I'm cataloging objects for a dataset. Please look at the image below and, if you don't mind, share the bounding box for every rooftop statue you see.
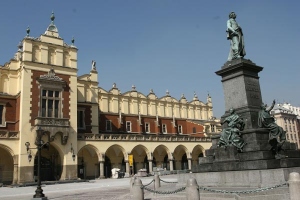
[218,108,246,151]
[226,12,246,61]
[258,100,287,159]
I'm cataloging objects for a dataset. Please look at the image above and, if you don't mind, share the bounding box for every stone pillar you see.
[12,155,18,185]
[188,158,192,170]
[186,178,200,200]
[148,160,153,173]
[99,161,105,179]
[169,159,173,171]
[289,172,300,200]
[126,161,130,174]
[154,174,160,189]
[215,58,263,129]
[13,164,18,185]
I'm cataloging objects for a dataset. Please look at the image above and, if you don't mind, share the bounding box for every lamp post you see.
[25,127,49,200]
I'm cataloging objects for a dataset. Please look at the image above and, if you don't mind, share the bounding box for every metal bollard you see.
[132,177,144,200]
[186,178,200,200]
[289,172,300,200]
[154,174,160,189]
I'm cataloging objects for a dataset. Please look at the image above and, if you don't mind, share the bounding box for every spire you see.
[45,11,59,37]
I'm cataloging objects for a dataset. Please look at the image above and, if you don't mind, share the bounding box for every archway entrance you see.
[34,144,61,181]
[131,145,149,174]
[78,145,99,180]
[173,145,188,170]
[191,145,205,171]
[153,145,169,170]
[0,146,14,184]
[105,145,125,178]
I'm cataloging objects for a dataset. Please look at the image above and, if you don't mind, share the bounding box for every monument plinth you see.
[216,58,263,129]
[198,58,300,172]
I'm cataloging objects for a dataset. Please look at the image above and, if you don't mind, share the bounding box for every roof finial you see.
[17,41,23,51]
[50,11,55,24]
[71,36,75,45]
[166,89,170,96]
[132,85,136,91]
[92,60,96,70]
[149,89,154,94]
[181,93,186,99]
[26,26,30,37]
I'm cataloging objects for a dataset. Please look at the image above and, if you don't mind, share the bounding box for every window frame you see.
[77,108,85,129]
[126,121,132,132]
[145,122,150,133]
[40,89,62,118]
[178,125,182,134]
[106,120,112,132]
[0,103,6,127]
[162,124,167,134]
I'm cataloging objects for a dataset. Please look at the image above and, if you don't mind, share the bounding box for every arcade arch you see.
[78,144,99,180]
[130,145,149,173]
[153,145,170,170]
[173,145,189,170]
[104,144,126,178]
[0,144,14,184]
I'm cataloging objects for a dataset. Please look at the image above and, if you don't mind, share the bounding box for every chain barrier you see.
[143,186,186,195]
[198,182,288,194]
[159,177,178,184]
[141,179,154,188]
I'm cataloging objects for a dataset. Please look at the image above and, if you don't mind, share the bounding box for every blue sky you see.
[1,1,299,118]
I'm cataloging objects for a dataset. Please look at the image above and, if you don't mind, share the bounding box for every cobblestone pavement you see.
[0,175,186,200]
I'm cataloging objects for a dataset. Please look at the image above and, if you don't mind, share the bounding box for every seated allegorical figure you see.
[258,100,286,159]
[218,108,246,152]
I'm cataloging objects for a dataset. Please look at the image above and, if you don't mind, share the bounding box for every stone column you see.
[12,155,18,184]
[99,161,105,179]
[148,160,153,173]
[13,164,18,185]
[169,159,174,171]
[188,158,192,170]
[126,161,130,174]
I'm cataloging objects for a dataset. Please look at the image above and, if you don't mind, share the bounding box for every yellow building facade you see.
[0,14,219,184]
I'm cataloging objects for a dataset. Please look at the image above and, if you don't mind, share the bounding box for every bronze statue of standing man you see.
[227,12,246,61]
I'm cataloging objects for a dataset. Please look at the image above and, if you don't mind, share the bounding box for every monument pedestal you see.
[198,58,300,172]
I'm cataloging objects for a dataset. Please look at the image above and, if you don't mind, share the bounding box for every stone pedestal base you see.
[199,128,300,172]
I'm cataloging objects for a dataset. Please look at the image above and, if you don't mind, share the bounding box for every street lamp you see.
[25,127,49,200]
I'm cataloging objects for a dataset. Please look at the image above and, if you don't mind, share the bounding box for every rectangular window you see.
[178,125,182,134]
[193,127,196,133]
[162,124,167,134]
[41,89,61,118]
[126,121,132,132]
[106,120,112,131]
[289,125,292,132]
[77,109,85,129]
[0,104,5,126]
[291,134,294,140]
[293,126,296,132]
[286,134,289,141]
[285,125,288,132]
[145,123,150,133]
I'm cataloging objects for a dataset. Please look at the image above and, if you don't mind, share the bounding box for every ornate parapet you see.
[77,133,211,142]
